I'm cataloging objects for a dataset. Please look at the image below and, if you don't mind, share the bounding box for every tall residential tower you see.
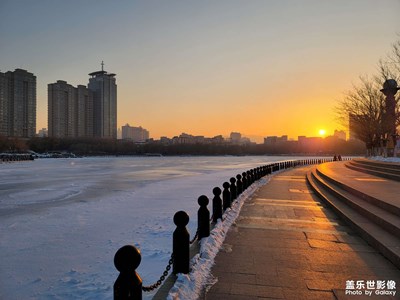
[48,81,93,138]
[0,69,36,137]
[88,62,117,139]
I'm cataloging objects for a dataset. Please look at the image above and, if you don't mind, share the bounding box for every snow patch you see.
[167,177,270,300]
[369,156,400,163]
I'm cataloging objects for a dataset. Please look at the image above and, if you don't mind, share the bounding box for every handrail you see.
[112,157,352,299]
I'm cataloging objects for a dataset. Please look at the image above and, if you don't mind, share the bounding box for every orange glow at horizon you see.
[118,84,343,142]
[4,1,396,143]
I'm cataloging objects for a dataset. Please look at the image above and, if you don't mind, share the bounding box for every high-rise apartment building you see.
[48,80,75,138]
[76,85,94,137]
[230,132,242,143]
[0,69,36,137]
[121,124,149,142]
[0,72,8,136]
[48,80,93,138]
[88,63,117,139]
[334,130,346,141]
[348,113,360,141]
[47,63,117,139]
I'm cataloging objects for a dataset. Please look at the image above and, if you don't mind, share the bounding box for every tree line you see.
[1,136,365,156]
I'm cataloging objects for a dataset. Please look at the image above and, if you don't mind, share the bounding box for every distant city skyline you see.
[1,1,399,140]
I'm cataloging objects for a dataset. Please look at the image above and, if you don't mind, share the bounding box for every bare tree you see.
[336,76,385,155]
[380,40,400,127]
[378,39,400,81]
[379,39,400,148]
[376,38,400,83]
[337,38,400,156]
[377,39,400,116]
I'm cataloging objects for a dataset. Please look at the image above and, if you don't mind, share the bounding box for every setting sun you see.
[319,129,326,136]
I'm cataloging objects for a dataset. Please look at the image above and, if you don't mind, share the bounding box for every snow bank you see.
[167,177,270,300]
[369,156,400,163]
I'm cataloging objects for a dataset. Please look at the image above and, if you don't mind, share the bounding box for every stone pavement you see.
[204,165,400,300]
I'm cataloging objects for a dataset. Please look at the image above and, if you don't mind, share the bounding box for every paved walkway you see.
[204,165,400,300]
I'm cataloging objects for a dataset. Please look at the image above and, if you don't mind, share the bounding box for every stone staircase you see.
[306,162,400,269]
[346,158,400,181]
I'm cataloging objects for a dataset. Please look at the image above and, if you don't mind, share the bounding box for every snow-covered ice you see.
[0,156,312,299]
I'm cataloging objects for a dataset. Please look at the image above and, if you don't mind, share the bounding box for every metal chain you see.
[190,230,198,244]
[142,228,199,292]
[142,254,174,292]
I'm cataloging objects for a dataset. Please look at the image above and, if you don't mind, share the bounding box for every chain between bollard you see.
[142,254,174,292]
[190,230,199,244]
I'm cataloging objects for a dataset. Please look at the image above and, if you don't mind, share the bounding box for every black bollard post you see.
[241,172,248,190]
[221,182,231,211]
[212,187,223,222]
[114,245,143,300]
[236,174,243,195]
[247,170,253,184]
[253,168,257,180]
[229,177,237,202]
[173,211,190,274]
[197,195,210,239]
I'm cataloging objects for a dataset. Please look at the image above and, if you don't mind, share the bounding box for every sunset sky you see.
[1,0,399,142]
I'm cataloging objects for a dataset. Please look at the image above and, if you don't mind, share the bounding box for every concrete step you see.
[312,169,400,237]
[316,166,400,217]
[306,169,400,269]
[346,159,400,182]
[352,158,400,170]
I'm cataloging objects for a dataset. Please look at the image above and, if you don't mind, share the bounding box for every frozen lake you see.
[0,156,301,299]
